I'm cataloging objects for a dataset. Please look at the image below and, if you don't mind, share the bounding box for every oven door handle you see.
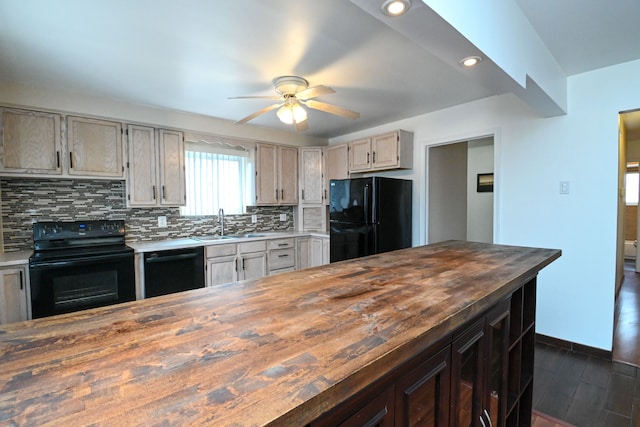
[145,253,199,263]
[30,252,133,269]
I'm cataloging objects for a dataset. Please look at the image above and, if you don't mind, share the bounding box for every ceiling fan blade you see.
[228,96,282,100]
[235,103,282,125]
[294,119,309,132]
[296,85,335,100]
[303,100,360,119]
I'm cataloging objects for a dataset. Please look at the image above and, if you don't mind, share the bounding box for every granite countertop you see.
[126,230,329,253]
[0,231,329,262]
[0,250,32,266]
[0,241,560,426]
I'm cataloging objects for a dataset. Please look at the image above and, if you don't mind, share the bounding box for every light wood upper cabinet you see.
[126,125,157,206]
[348,130,413,173]
[0,266,28,325]
[126,126,185,207]
[348,138,372,173]
[256,143,278,205]
[67,116,123,178]
[325,143,349,203]
[0,108,62,175]
[299,147,324,204]
[279,146,298,205]
[256,143,298,205]
[158,129,186,206]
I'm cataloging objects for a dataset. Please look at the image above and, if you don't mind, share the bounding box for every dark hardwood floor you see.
[531,260,640,426]
[613,261,640,367]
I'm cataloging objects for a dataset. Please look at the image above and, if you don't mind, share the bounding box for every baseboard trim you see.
[536,333,612,360]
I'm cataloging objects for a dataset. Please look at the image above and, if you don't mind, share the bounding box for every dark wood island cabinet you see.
[0,241,559,426]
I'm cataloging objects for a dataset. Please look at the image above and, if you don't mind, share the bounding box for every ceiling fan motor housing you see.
[273,76,309,95]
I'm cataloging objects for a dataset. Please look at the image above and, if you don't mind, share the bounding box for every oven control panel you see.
[33,220,126,241]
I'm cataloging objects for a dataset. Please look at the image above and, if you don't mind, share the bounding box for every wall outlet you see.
[279,213,287,221]
[251,214,258,223]
[157,216,167,227]
[559,181,570,194]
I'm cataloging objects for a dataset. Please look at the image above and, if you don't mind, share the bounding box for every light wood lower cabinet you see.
[0,266,29,325]
[206,241,267,287]
[298,236,329,270]
[267,238,296,275]
[310,277,537,427]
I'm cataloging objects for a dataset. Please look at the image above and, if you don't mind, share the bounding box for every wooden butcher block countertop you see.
[0,241,560,426]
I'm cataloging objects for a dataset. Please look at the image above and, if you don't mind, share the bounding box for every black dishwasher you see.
[143,246,205,298]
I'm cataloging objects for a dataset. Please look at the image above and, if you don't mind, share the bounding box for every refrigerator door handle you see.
[364,183,370,225]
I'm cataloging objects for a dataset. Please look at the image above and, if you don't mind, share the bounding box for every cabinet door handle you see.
[278,243,289,247]
[242,258,245,270]
[281,189,284,200]
[484,410,493,427]
[278,254,289,258]
[367,152,370,164]
[372,151,376,163]
[275,189,279,201]
[235,258,238,272]
[56,151,60,168]
[480,415,487,427]
[301,189,305,200]
[324,189,327,200]
[152,185,156,200]
[19,270,23,290]
[69,152,74,169]
[162,185,166,200]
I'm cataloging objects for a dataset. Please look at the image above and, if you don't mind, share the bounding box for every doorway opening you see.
[427,136,494,244]
[614,108,640,367]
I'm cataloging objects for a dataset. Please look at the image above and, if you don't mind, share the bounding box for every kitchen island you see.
[0,241,560,426]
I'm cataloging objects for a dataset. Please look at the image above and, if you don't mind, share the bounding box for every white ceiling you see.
[0,0,639,139]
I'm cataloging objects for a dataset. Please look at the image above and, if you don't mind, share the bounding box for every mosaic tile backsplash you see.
[1,178,294,252]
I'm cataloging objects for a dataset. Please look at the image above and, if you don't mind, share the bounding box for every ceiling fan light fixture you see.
[382,0,411,16]
[460,56,482,67]
[277,102,307,125]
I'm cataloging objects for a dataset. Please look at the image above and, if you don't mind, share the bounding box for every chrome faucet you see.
[218,208,225,236]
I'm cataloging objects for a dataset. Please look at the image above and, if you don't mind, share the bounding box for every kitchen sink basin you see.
[194,235,236,242]
[224,233,267,239]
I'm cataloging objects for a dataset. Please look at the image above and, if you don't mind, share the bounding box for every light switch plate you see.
[251,214,258,223]
[158,216,167,227]
[279,213,287,221]
[559,181,570,194]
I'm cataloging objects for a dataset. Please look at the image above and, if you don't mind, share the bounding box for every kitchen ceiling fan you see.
[230,76,360,132]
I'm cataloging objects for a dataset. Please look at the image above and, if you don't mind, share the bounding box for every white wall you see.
[331,58,640,351]
[467,138,494,243]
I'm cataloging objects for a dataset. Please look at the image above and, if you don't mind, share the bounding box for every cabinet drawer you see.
[206,243,237,258]
[267,238,295,250]
[238,240,267,254]
[269,248,295,270]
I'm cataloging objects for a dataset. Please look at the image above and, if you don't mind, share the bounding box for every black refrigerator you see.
[329,177,412,262]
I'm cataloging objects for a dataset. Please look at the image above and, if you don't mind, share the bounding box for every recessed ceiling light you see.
[460,56,482,67]
[381,0,411,16]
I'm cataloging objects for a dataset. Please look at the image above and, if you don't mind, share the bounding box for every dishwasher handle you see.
[145,252,199,263]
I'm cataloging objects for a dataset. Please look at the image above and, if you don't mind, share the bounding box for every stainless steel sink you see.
[194,235,236,242]
[243,233,266,238]
[225,233,267,239]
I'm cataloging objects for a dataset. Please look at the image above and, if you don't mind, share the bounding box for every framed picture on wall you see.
[477,173,494,192]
